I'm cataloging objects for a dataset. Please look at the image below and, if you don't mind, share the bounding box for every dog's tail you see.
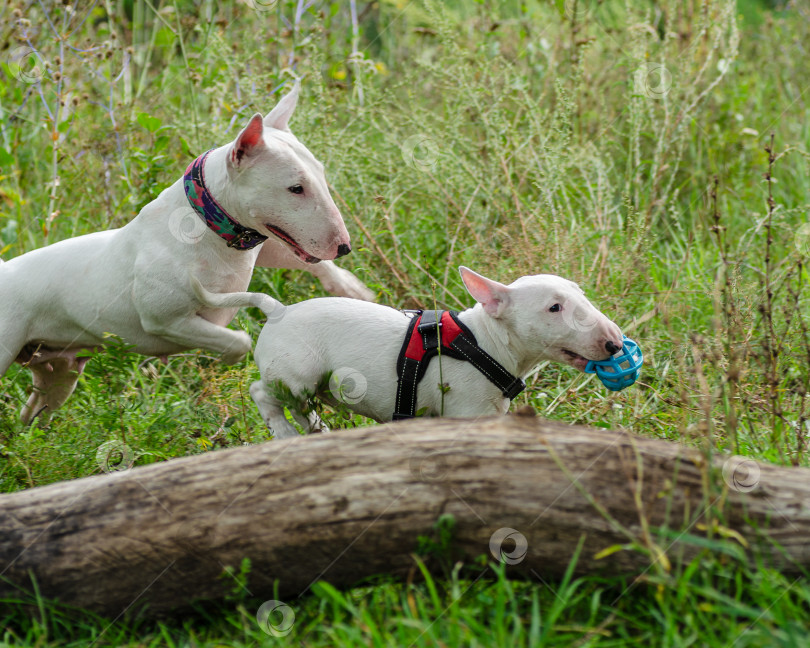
[191,276,286,320]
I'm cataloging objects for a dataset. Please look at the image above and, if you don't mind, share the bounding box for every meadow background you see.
[1,0,810,645]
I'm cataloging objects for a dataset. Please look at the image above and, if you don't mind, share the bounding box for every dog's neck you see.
[457,304,528,378]
[197,146,233,203]
[183,147,267,250]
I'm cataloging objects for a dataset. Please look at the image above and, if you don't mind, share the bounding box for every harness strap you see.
[393,310,526,420]
[447,335,526,400]
[418,309,441,352]
[393,314,423,420]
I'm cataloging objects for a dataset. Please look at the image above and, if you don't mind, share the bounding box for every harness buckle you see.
[227,230,250,248]
[417,310,443,351]
[417,320,442,333]
[226,228,267,250]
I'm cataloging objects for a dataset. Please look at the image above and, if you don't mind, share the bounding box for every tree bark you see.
[1,414,809,618]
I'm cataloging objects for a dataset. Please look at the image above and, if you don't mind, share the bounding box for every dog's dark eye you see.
[288,184,304,194]
[549,303,562,313]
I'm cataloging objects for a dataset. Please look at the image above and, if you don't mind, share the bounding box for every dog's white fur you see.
[194,267,624,438]
[0,83,372,423]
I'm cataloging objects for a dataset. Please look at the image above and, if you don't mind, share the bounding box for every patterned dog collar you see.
[183,149,268,250]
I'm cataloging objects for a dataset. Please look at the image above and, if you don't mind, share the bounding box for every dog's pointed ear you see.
[263,81,300,131]
[459,266,511,318]
[230,113,265,167]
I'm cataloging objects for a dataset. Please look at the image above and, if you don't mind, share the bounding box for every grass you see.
[4,554,810,646]
[1,0,810,645]
[4,554,810,647]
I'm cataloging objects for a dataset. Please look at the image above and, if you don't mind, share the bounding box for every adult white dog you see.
[0,82,372,423]
[194,267,625,438]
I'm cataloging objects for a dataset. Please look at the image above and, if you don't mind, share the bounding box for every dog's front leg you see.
[141,314,252,365]
[249,380,300,438]
[133,266,253,363]
[307,261,375,302]
[255,237,375,301]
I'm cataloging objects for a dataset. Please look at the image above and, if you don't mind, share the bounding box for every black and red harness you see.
[393,310,526,420]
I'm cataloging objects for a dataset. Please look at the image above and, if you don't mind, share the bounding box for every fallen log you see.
[1,414,809,618]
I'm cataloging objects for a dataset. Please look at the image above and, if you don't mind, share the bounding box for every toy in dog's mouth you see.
[265,225,321,264]
[562,348,591,371]
[584,336,643,391]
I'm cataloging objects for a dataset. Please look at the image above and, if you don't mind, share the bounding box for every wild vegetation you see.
[1,0,809,645]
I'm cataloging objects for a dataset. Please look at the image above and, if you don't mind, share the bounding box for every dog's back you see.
[255,298,409,422]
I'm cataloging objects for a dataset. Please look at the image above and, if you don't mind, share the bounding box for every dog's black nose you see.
[605,340,621,355]
[336,243,351,258]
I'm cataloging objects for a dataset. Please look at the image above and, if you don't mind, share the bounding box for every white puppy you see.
[195,267,624,438]
[0,83,371,423]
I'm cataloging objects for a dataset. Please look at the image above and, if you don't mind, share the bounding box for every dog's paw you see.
[221,331,252,365]
[269,421,300,439]
[320,266,376,301]
[309,419,330,434]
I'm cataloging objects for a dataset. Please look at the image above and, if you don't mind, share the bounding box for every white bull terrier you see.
[0,82,372,423]
[194,267,624,438]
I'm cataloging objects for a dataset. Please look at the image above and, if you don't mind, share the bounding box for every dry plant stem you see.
[429,282,447,416]
[174,1,199,142]
[646,2,738,226]
[37,6,69,241]
[628,439,674,574]
[442,183,481,296]
[787,271,810,464]
[428,168,483,247]
[349,0,364,105]
[331,189,421,304]
[582,167,611,285]
[137,0,199,144]
[381,192,407,269]
[239,379,252,445]
[499,156,529,245]
[403,252,466,310]
[594,236,610,288]
[569,0,581,70]
[709,176,740,451]
[763,134,781,444]
[132,1,164,108]
[690,338,715,449]
[647,233,693,316]
[45,64,62,240]
[105,0,131,104]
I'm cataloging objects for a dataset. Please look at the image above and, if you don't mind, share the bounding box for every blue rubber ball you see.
[585,336,643,391]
